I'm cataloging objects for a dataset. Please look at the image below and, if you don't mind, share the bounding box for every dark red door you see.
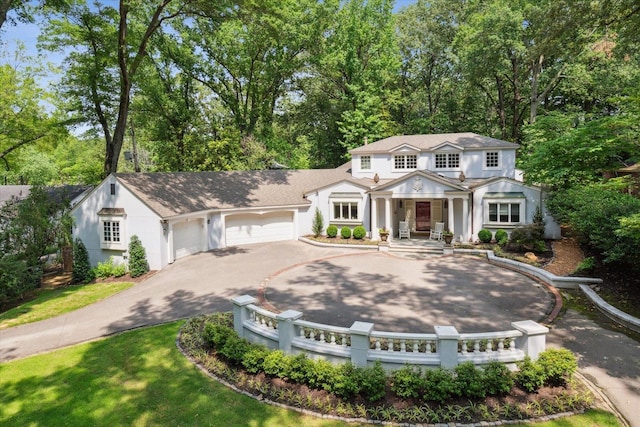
[415,201,431,231]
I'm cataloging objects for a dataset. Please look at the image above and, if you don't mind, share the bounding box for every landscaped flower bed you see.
[178,313,594,424]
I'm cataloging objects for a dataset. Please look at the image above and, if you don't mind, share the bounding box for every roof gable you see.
[373,170,468,192]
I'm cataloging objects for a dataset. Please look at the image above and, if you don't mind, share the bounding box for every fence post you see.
[276,309,303,353]
[435,325,460,369]
[511,320,549,360]
[231,295,257,338]
[350,321,374,367]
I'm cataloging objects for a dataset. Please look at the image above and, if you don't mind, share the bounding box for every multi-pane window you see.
[393,154,417,170]
[486,151,499,168]
[360,155,371,170]
[103,221,121,242]
[488,203,521,223]
[333,202,359,220]
[435,153,460,169]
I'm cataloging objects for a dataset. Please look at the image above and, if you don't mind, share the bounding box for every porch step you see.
[388,242,444,256]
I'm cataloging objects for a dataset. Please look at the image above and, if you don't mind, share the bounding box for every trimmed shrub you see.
[391,365,423,399]
[307,358,337,390]
[286,353,312,384]
[359,361,386,401]
[352,225,366,239]
[128,235,149,278]
[203,323,236,349]
[312,207,324,237]
[220,335,251,363]
[515,356,545,393]
[423,368,459,403]
[330,362,361,399]
[72,238,94,283]
[455,361,485,399]
[537,348,577,386]
[509,225,546,252]
[340,226,352,239]
[482,360,514,395]
[112,263,127,277]
[241,345,270,373]
[478,229,492,243]
[494,229,508,245]
[326,224,338,238]
[262,350,289,377]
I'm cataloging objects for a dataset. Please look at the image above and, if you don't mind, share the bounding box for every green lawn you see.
[0,282,135,329]
[0,321,620,427]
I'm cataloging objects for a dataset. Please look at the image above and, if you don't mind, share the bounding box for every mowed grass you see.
[0,282,135,329]
[0,321,620,427]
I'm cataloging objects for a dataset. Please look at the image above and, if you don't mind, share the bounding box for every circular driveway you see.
[262,252,554,333]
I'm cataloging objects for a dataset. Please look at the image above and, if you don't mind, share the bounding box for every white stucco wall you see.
[72,175,166,270]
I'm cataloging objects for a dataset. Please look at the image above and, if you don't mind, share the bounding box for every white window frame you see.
[360,155,371,170]
[329,193,363,224]
[483,198,525,226]
[484,151,501,170]
[393,154,418,171]
[434,152,460,170]
[99,214,126,250]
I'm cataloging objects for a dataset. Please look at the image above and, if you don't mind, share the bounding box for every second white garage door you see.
[225,212,294,246]
[173,220,203,259]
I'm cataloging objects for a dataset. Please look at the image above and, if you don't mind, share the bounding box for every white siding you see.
[72,175,166,270]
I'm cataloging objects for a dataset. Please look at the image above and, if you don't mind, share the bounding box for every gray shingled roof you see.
[116,169,365,218]
[0,185,30,205]
[350,133,518,153]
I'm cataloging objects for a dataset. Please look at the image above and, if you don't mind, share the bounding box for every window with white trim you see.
[98,208,126,250]
[333,201,359,220]
[393,154,417,170]
[360,155,371,170]
[488,203,520,223]
[483,194,525,226]
[485,151,500,168]
[434,152,460,169]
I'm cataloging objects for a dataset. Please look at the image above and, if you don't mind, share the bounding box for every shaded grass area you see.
[0,322,364,427]
[0,282,135,330]
[0,322,620,427]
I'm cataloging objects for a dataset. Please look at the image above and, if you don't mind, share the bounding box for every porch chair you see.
[429,222,444,240]
[398,221,410,239]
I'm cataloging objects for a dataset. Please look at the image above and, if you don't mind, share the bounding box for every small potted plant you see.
[379,227,389,242]
[443,229,454,245]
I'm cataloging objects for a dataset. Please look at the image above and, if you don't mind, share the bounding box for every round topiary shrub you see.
[326,224,338,238]
[478,228,492,243]
[340,226,352,239]
[494,229,508,245]
[352,225,366,239]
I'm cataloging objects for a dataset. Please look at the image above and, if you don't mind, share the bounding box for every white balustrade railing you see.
[232,295,548,370]
[370,331,437,354]
[247,304,279,330]
[295,319,350,347]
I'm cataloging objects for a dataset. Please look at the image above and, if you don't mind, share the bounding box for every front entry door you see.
[415,201,431,231]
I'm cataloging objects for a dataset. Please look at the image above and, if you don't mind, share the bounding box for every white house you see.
[71,133,560,270]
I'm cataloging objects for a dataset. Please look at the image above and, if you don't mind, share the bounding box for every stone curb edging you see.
[579,284,640,334]
[298,236,379,250]
[175,331,590,427]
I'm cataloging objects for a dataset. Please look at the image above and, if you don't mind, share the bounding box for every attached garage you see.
[225,211,294,246]
[173,219,203,259]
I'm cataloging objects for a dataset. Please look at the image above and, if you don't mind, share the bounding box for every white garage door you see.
[173,220,202,259]
[225,212,294,246]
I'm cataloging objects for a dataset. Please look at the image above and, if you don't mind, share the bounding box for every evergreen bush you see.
[72,238,94,283]
[514,356,545,393]
[454,361,485,399]
[391,365,423,398]
[537,348,577,386]
[312,207,324,237]
[478,229,492,243]
[340,226,352,239]
[352,225,366,239]
[494,229,508,245]
[482,360,514,395]
[128,235,149,278]
[326,224,338,238]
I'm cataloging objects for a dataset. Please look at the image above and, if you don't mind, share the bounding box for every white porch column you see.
[447,197,454,235]
[371,197,378,240]
[462,197,469,243]
[384,196,392,241]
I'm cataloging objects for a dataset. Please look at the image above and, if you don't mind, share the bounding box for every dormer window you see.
[393,154,417,170]
[485,151,500,169]
[360,155,371,170]
[435,153,459,169]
